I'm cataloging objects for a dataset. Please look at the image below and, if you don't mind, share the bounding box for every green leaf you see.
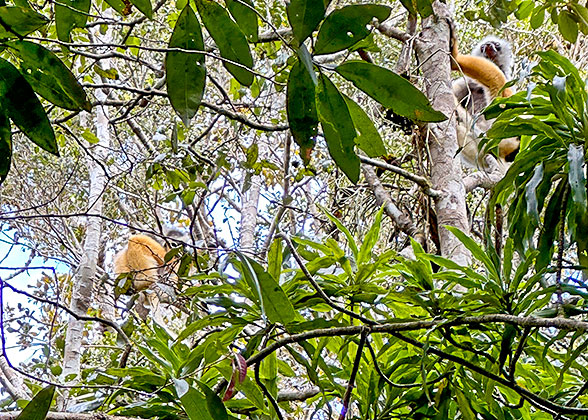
[0,110,10,185]
[319,205,359,259]
[530,5,545,29]
[558,10,579,43]
[195,0,254,86]
[446,226,498,280]
[248,257,296,325]
[314,5,391,55]
[16,385,55,420]
[335,61,446,122]
[267,237,283,281]
[174,380,215,420]
[235,253,297,325]
[226,0,257,43]
[0,58,57,155]
[358,206,383,265]
[287,58,318,164]
[536,180,565,272]
[571,3,588,34]
[286,0,326,45]
[455,388,476,420]
[165,5,206,125]
[55,0,91,42]
[8,41,91,111]
[343,94,386,157]
[0,6,48,38]
[197,382,228,420]
[103,0,127,15]
[524,164,543,222]
[415,0,433,17]
[316,74,360,183]
[515,0,534,20]
[129,0,152,18]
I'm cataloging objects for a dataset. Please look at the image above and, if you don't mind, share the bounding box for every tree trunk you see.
[240,173,261,255]
[415,2,470,266]
[61,96,109,393]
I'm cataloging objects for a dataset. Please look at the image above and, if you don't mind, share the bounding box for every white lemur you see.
[451,35,519,170]
[113,229,187,320]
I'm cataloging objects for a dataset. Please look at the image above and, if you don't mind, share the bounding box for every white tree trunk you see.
[415,2,470,266]
[61,95,110,391]
[240,173,261,254]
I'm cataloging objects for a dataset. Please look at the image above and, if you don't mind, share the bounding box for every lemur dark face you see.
[480,41,501,61]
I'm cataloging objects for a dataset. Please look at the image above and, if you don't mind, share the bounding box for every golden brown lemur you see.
[451,35,519,170]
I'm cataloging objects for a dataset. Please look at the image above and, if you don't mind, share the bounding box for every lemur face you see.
[480,41,500,61]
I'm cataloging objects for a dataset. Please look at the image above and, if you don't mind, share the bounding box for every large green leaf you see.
[236,253,297,325]
[174,380,215,420]
[343,94,386,157]
[0,109,11,184]
[195,0,253,86]
[130,0,152,19]
[55,0,91,42]
[0,58,57,155]
[16,385,55,420]
[226,0,258,43]
[286,0,326,45]
[316,74,360,183]
[0,6,48,38]
[8,41,91,111]
[286,58,318,164]
[196,382,228,420]
[314,5,391,55]
[558,10,579,43]
[165,5,206,125]
[335,61,446,122]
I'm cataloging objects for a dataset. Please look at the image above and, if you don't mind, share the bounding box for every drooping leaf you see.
[7,41,91,111]
[314,5,391,55]
[16,385,55,420]
[286,0,326,45]
[343,94,386,157]
[129,0,152,18]
[335,61,446,122]
[226,0,258,42]
[0,6,48,38]
[174,380,215,420]
[223,354,247,401]
[165,5,206,125]
[316,74,360,183]
[0,58,57,155]
[235,253,297,325]
[0,109,11,184]
[287,58,318,164]
[197,382,228,419]
[558,10,579,43]
[55,0,91,42]
[195,0,254,86]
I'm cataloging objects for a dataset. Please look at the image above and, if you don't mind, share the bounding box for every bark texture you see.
[415,2,470,265]
[61,97,109,387]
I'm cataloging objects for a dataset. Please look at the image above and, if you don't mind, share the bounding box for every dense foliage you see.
[0,0,588,419]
